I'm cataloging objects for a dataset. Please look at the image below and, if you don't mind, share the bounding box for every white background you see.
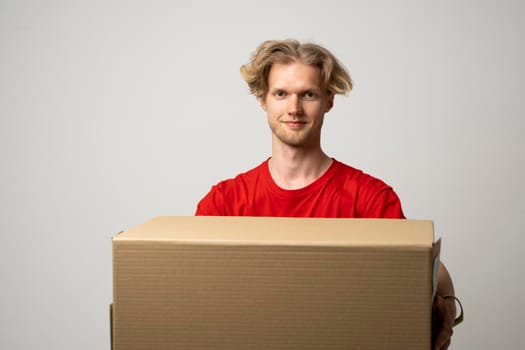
[1,0,524,349]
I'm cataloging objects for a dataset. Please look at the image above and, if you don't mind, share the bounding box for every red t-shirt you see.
[196,159,404,218]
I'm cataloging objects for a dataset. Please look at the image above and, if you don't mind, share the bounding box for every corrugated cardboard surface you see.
[112,216,435,350]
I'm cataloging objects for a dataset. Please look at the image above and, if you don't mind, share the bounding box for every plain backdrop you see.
[1,0,524,349]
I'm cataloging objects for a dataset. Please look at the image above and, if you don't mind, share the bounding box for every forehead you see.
[267,62,322,89]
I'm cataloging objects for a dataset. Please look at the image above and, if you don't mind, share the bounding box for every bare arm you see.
[432,262,458,350]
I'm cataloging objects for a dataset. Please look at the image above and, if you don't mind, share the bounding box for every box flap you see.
[432,238,442,299]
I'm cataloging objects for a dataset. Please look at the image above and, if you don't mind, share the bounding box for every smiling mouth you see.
[283,121,307,127]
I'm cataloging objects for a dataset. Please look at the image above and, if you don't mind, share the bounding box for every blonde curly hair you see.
[240,39,353,99]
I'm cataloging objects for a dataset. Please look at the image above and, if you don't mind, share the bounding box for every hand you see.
[431,295,456,350]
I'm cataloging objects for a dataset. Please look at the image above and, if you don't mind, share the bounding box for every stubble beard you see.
[270,119,323,149]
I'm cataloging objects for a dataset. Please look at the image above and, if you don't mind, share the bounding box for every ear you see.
[259,95,267,111]
[325,93,334,112]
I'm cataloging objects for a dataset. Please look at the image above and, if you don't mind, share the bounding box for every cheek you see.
[308,104,326,116]
[266,102,285,115]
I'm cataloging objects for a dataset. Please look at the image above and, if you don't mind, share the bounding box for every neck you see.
[269,144,332,190]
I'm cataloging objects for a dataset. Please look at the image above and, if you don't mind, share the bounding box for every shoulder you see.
[213,160,267,192]
[331,159,386,189]
[332,159,405,218]
[195,160,268,215]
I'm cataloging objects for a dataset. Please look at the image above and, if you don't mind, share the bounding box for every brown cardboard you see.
[112,216,436,350]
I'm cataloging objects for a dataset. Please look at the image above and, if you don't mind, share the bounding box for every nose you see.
[287,94,303,117]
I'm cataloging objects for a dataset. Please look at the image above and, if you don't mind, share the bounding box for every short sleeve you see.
[365,187,405,219]
[195,185,224,216]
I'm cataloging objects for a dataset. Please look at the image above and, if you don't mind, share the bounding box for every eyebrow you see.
[269,85,323,92]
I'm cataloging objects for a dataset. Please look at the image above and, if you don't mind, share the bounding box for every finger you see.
[434,325,453,350]
[438,339,451,350]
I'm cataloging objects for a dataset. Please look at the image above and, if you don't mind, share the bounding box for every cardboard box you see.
[112,216,439,350]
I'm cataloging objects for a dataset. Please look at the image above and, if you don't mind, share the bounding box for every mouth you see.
[283,120,308,128]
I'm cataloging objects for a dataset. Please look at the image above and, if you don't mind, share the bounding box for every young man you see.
[196,39,457,350]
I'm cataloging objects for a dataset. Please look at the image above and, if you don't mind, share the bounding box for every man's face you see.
[260,62,334,149]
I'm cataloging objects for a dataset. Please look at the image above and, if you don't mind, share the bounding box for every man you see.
[196,39,458,350]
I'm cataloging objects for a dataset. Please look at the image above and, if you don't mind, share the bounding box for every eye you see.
[303,91,316,100]
[273,90,286,98]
